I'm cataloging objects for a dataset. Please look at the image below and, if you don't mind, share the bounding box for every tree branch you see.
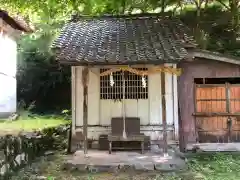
[204,0,209,9]
[193,0,199,8]
[216,0,230,10]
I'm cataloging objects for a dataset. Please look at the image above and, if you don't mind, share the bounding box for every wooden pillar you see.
[82,67,89,154]
[226,82,231,142]
[161,70,168,154]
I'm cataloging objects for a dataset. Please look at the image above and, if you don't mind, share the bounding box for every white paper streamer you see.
[142,75,146,88]
[110,72,114,86]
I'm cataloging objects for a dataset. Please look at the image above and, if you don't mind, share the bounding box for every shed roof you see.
[190,49,240,65]
[52,13,197,65]
[0,10,33,33]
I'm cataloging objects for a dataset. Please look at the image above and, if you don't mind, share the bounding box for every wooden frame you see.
[194,83,240,116]
[161,71,168,154]
[71,67,76,135]
[72,63,179,154]
[108,135,145,154]
[193,81,240,143]
[82,67,89,154]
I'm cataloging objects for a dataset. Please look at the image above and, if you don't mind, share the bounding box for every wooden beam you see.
[82,67,89,154]
[172,64,179,141]
[226,83,231,142]
[161,70,168,154]
[193,112,240,116]
[92,64,156,68]
[71,67,76,136]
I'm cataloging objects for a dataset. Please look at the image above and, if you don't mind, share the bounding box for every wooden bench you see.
[108,117,147,154]
[108,134,145,154]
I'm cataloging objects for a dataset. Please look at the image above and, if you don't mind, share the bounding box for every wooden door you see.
[230,85,240,142]
[195,84,240,143]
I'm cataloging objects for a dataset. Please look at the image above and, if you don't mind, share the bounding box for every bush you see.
[0,124,70,179]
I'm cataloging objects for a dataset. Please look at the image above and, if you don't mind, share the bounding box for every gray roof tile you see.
[52,14,196,65]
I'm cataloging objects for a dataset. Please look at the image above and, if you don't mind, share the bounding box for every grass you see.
[186,153,240,180]
[0,116,68,135]
[9,152,240,180]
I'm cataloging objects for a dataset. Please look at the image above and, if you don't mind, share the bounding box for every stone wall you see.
[0,124,70,178]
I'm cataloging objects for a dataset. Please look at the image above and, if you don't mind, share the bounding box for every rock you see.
[134,162,154,171]
[155,163,177,171]
[62,161,75,170]
[8,113,19,121]
[36,176,47,180]
[75,163,88,172]
[44,151,54,156]
[88,163,119,173]
[154,156,186,172]
[118,164,134,173]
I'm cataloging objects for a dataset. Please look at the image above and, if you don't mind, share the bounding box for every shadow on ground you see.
[9,152,201,180]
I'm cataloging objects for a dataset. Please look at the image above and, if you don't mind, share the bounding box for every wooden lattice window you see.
[100,68,148,100]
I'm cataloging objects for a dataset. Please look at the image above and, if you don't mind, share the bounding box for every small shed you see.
[0,10,33,118]
[53,13,240,152]
[179,50,240,151]
[52,13,197,153]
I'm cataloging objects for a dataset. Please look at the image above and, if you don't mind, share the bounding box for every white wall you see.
[72,65,179,141]
[0,32,17,116]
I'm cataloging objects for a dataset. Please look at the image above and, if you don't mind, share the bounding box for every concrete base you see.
[186,143,240,152]
[63,150,186,173]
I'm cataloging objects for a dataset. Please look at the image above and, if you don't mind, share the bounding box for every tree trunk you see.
[194,0,202,44]
[229,0,239,43]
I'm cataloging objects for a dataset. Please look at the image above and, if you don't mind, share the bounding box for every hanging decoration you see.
[110,72,114,86]
[142,75,147,88]
[99,66,182,77]
[121,71,127,139]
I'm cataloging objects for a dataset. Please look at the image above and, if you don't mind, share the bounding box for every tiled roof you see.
[0,10,33,33]
[52,13,197,65]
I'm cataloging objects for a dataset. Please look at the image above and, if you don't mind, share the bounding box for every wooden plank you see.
[75,67,84,126]
[173,64,179,140]
[193,112,240,116]
[137,99,149,125]
[231,101,240,113]
[196,86,226,100]
[196,84,226,87]
[149,72,162,125]
[196,101,226,113]
[226,83,231,113]
[196,99,227,101]
[231,84,240,87]
[230,86,240,98]
[161,70,167,154]
[108,135,145,141]
[225,83,231,142]
[165,67,174,125]
[71,67,76,135]
[230,85,240,113]
[195,116,228,143]
[88,68,100,125]
[82,67,89,154]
